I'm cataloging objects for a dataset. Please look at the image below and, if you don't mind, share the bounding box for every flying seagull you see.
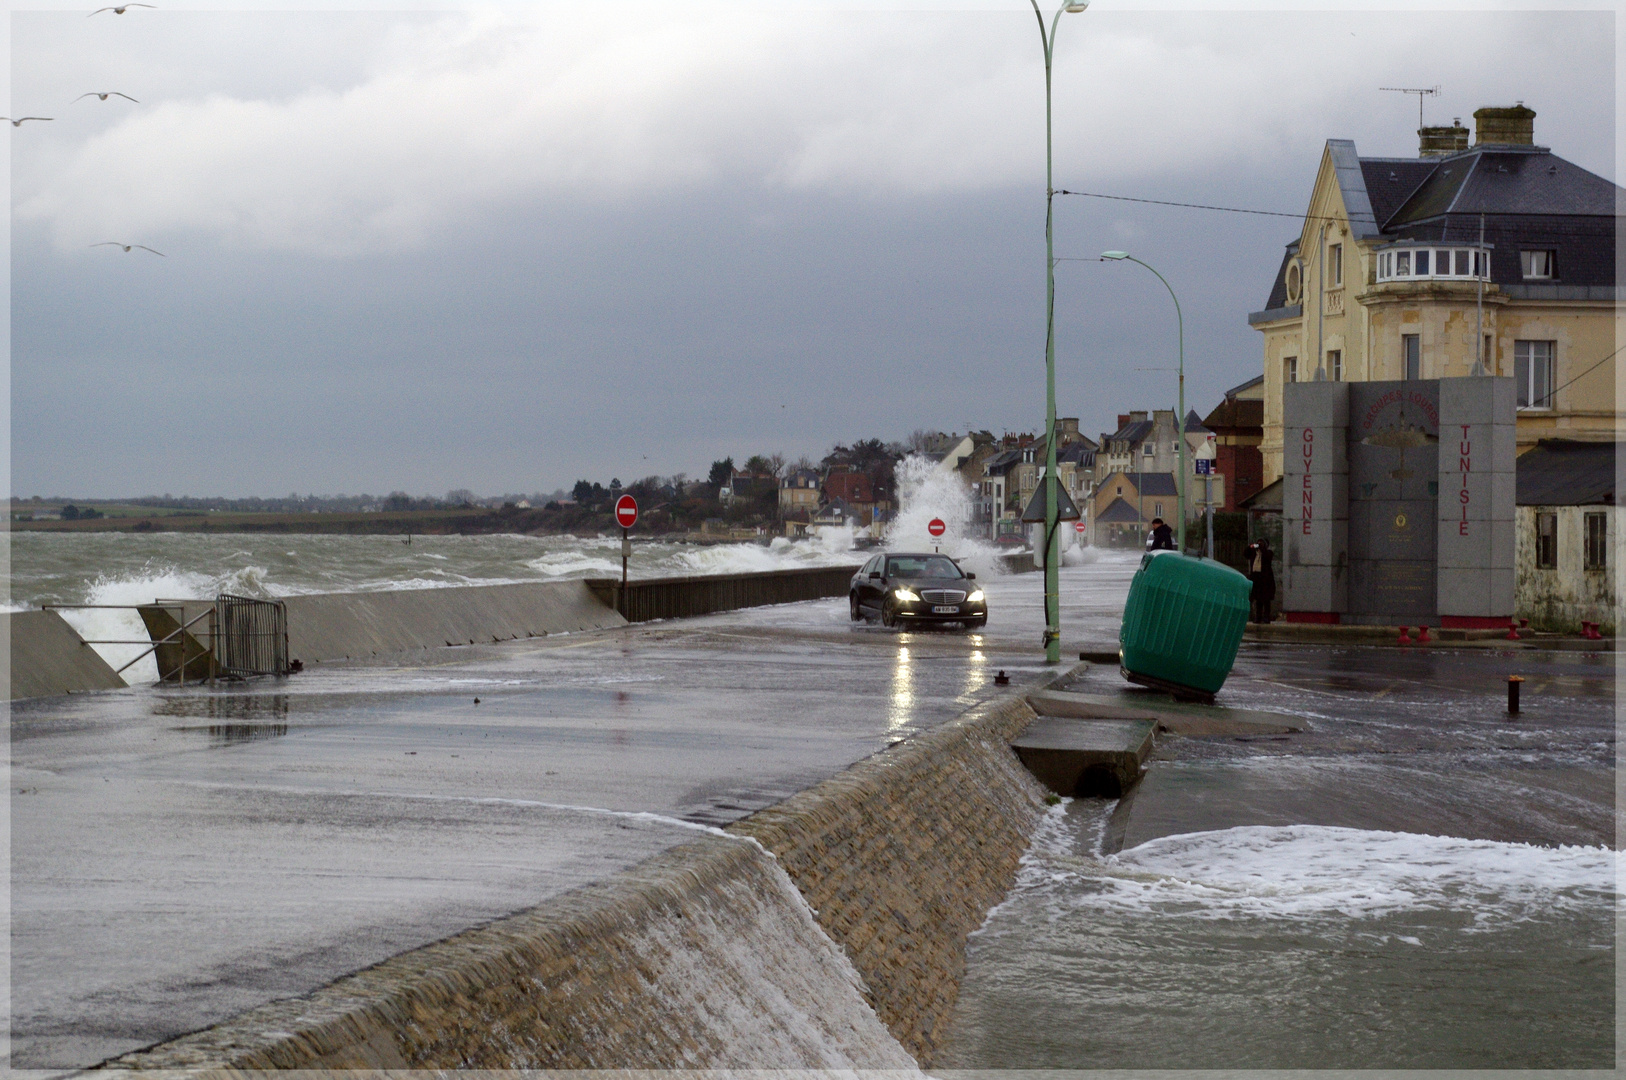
[74,92,138,103]
[92,242,165,256]
[89,3,154,14]
[1,117,52,127]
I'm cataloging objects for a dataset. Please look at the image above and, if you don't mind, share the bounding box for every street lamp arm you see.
[1102,251,1189,551]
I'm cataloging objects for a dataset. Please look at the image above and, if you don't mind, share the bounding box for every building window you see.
[1284,356,1297,384]
[1285,262,1302,304]
[1395,251,1411,276]
[1414,249,1430,275]
[1327,349,1342,381]
[1536,512,1557,569]
[1403,334,1421,380]
[1143,442,1154,458]
[1328,243,1343,287]
[1154,502,1163,517]
[1520,250,1556,279]
[1515,340,1554,409]
[1585,512,1607,570]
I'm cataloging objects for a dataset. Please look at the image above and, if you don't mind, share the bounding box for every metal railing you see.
[211,594,290,678]
[41,594,293,684]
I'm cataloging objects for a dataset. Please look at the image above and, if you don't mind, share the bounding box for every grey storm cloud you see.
[7,3,1614,497]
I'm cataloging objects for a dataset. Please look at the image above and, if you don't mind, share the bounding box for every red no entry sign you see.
[927,518,946,537]
[1074,521,1087,534]
[614,494,639,529]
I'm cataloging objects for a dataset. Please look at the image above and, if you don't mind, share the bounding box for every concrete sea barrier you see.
[103,689,1054,1072]
[5,610,127,700]
[586,565,860,622]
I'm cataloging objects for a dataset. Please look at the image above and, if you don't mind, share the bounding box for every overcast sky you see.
[7,1,1617,498]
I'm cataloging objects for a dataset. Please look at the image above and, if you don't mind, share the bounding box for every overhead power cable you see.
[1057,189,1375,222]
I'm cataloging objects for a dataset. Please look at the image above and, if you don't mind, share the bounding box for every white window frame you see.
[1328,242,1343,287]
[1520,250,1556,280]
[1515,340,1555,410]
[1284,355,1298,384]
[1327,349,1342,382]
[1402,334,1421,380]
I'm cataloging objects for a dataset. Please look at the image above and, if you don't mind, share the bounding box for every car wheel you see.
[881,599,898,628]
[850,593,862,621]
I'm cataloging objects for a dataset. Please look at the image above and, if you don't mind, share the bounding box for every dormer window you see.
[1376,244,1491,284]
[1520,250,1556,279]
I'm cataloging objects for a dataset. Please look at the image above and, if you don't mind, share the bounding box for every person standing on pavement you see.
[1247,536,1275,622]
[1146,517,1175,551]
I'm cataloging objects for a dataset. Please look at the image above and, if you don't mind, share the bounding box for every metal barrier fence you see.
[212,594,291,678]
[587,565,861,623]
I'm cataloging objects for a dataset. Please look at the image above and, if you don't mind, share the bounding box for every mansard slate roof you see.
[1257,139,1623,314]
[1515,440,1617,506]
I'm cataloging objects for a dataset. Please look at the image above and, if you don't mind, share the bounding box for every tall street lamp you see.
[1102,250,1187,552]
[1032,0,1088,665]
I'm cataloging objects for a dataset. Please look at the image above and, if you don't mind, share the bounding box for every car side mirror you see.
[965,572,976,580]
[868,571,881,579]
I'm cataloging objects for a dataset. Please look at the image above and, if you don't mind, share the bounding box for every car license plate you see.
[932,605,958,613]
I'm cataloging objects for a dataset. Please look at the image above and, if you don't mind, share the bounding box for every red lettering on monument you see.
[1301,429,1314,534]
[1458,424,1471,537]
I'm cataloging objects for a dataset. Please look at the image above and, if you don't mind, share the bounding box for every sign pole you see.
[613,494,639,616]
[1205,475,1214,559]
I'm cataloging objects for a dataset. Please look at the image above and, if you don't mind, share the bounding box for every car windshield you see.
[887,555,963,579]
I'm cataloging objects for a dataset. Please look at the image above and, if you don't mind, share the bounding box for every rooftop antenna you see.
[1380,85,1442,130]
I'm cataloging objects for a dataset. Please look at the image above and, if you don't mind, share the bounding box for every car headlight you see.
[893,587,921,603]
[966,589,985,604]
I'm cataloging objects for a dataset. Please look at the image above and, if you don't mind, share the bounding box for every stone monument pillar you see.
[1437,377,1517,625]
[1282,382,1350,620]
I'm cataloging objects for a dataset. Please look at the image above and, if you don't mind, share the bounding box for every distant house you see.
[1090,471,1178,547]
[1514,440,1619,632]
[778,468,821,518]
[822,468,876,523]
[811,496,855,527]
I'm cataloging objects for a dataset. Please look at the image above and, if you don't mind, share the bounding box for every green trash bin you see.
[1119,551,1251,701]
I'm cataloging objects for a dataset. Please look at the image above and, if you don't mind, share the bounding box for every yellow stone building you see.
[1250,106,1621,485]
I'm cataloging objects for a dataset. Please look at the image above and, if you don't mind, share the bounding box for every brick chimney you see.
[1117,414,1130,429]
[1419,118,1469,157]
[1474,104,1536,146]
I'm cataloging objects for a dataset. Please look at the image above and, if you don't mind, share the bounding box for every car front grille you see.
[921,589,968,605]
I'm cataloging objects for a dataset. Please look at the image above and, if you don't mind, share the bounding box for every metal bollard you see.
[994,670,1010,686]
[1397,626,1411,645]
[1507,675,1524,714]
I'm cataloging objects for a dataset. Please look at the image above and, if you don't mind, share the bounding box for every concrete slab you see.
[1011,716,1154,796]
[1028,688,1307,736]
[7,611,127,700]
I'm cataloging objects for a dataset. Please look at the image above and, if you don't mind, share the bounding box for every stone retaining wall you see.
[102,688,1053,1072]
[729,690,1048,1064]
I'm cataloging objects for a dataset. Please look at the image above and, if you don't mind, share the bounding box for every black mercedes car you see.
[849,551,986,628]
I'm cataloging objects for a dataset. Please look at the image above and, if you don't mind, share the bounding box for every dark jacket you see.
[1147,523,1175,551]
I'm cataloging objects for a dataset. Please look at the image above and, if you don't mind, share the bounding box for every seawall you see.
[586,565,860,622]
[103,688,1052,1072]
[6,610,127,700]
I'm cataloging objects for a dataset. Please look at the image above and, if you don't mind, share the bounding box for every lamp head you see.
[1064,1,1089,10]
[1100,250,1129,260]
